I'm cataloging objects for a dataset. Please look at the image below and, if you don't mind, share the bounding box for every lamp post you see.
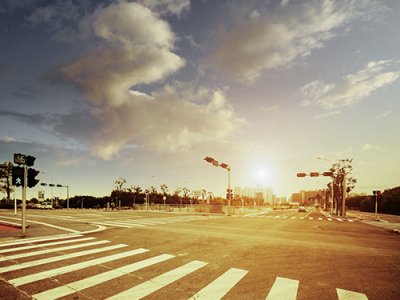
[203,156,232,216]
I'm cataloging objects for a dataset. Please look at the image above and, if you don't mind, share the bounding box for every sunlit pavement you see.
[0,208,399,299]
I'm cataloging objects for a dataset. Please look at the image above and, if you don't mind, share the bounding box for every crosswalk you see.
[0,234,369,299]
[242,214,355,222]
[90,215,213,228]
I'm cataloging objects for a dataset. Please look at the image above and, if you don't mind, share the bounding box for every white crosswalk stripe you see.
[266,277,299,300]
[92,215,209,228]
[0,236,369,299]
[32,253,175,300]
[337,288,368,300]
[10,248,148,287]
[109,260,208,300]
[240,214,357,222]
[0,238,101,262]
[0,236,94,254]
[191,267,248,299]
[0,234,83,249]
[0,242,123,273]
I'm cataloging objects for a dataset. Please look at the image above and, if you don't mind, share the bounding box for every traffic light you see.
[310,172,319,177]
[322,172,333,176]
[204,156,214,163]
[220,163,229,169]
[296,173,306,177]
[26,155,36,167]
[27,168,40,188]
[12,166,24,187]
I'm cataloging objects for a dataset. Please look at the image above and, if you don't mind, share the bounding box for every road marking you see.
[318,218,323,221]
[308,217,313,220]
[274,216,281,219]
[328,218,332,221]
[337,288,368,300]
[337,218,343,222]
[0,243,123,273]
[191,268,248,299]
[0,237,94,254]
[32,253,175,300]
[348,219,354,223]
[300,217,304,220]
[0,238,100,261]
[291,217,296,219]
[10,248,148,287]
[0,234,83,248]
[282,216,288,219]
[92,221,144,227]
[109,260,208,299]
[266,277,299,300]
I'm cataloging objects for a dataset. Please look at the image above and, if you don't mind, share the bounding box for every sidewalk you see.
[0,215,103,242]
[345,211,400,233]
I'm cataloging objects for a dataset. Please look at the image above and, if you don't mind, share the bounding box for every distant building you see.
[233,185,275,205]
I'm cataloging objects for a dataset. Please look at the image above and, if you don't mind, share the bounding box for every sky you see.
[1,0,399,200]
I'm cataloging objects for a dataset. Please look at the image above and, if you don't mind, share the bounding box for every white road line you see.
[0,237,95,254]
[318,218,323,221]
[0,234,83,248]
[291,217,296,219]
[274,216,281,219]
[191,268,248,299]
[348,220,354,223]
[328,218,332,221]
[337,288,368,300]
[91,221,144,228]
[32,253,175,300]
[266,277,299,300]
[282,216,288,219]
[337,218,343,222]
[10,248,148,287]
[0,243,121,273]
[0,238,99,261]
[109,260,208,300]
[300,217,304,220]
[308,217,313,220]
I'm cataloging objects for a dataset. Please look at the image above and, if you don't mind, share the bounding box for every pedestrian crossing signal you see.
[12,166,24,187]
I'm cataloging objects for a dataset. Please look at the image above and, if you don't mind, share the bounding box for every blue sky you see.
[1,0,399,200]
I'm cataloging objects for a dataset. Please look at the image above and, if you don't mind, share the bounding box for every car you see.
[298,206,306,212]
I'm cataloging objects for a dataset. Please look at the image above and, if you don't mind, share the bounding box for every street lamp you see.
[203,156,232,216]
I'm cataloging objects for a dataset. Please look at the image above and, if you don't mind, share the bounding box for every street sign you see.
[14,153,26,165]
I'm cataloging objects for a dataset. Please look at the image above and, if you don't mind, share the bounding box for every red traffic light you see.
[310,172,319,177]
[322,172,333,176]
[296,173,307,177]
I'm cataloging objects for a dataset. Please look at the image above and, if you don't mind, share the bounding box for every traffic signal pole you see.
[22,164,27,237]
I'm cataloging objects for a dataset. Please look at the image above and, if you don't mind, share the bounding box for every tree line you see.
[346,186,400,215]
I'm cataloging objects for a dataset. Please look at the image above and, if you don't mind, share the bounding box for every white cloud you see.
[59,2,243,160]
[209,0,380,82]
[0,136,16,143]
[313,111,340,119]
[301,60,400,109]
[137,0,190,17]
[361,144,386,152]
[377,110,391,119]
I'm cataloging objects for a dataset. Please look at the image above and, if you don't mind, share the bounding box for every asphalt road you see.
[0,208,399,299]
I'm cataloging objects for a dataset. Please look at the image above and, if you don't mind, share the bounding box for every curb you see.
[0,220,28,229]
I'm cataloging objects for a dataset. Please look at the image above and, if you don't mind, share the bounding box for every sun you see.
[255,168,273,185]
